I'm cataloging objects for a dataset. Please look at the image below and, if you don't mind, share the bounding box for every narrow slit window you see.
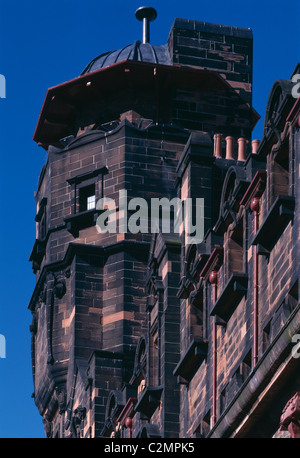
[79,184,96,212]
[39,210,47,240]
[87,194,96,210]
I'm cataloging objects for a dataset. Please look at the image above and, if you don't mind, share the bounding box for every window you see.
[65,166,108,236]
[288,280,298,312]
[79,184,96,212]
[225,351,251,407]
[193,411,211,437]
[30,197,48,270]
[263,321,271,353]
[66,166,108,215]
[202,411,211,436]
[241,350,252,380]
[87,194,96,210]
[185,245,205,344]
[132,336,148,397]
[39,209,47,240]
[149,329,159,386]
[270,142,289,205]
[35,197,47,240]
[189,302,204,341]
[220,387,227,415]
[226,369,244,405]
[227,218,244,276]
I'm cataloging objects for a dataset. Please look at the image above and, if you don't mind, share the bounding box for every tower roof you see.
[81,7,168,74]
[81,40,170,75]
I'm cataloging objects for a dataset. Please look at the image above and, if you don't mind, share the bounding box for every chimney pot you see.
[214,134,223,158]
[252,139,260,154]
[225,136,234,160]
[237,137,246,161]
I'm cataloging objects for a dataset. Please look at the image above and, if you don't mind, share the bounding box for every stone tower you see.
[29,8,299,439]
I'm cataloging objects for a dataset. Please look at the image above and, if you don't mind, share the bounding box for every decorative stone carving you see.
[53,268,70,299]
[280,392,300,438]
[38,283,47,306]
[70,406,86,438]
[55,385,67,414]
[54,277,66,299]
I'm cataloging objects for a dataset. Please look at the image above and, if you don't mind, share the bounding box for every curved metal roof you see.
[81,40,171,75]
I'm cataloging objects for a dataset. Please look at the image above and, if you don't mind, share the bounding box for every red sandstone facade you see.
[28,10,300,438]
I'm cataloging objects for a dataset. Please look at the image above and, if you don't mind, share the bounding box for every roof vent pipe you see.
[135,6,157,44]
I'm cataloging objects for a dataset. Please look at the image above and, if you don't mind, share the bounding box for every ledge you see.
[210,273,248,322]
[177,277,195,299]
[240,170,267,209]
[173,338,208,382]
[252,195,295,251]
[29,238,46,266]
[28,240,150,311]
[67,166,108,185]
[134,386,163,418]
[116,397,138,425]
[64,209,100,237]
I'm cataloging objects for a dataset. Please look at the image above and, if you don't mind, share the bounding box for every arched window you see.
[132,336,148,397]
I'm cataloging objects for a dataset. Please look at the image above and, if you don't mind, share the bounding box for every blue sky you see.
[0,0,298,438]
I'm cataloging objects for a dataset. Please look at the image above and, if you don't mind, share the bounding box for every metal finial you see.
[135,6,157,44]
